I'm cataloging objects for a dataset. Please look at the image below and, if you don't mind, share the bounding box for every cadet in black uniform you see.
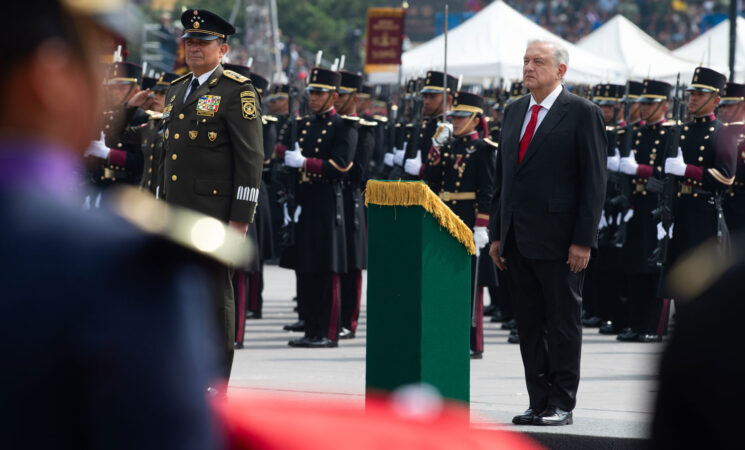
[161,9,265,378]
[615,80,673,342]
[281,67,358,348]
[107,71,179,197]
[664,68,736,267]
[333,71,376,339]
[719,82,745,232]
[419,91,496,359]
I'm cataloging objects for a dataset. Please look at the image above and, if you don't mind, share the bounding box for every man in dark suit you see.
[488,40,607,426]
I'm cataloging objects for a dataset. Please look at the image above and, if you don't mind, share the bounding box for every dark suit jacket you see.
[489,86,607,260]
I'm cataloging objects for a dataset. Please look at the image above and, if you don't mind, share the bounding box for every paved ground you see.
[230,265,663,444]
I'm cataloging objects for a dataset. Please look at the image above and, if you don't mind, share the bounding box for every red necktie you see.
[518,104,541,163]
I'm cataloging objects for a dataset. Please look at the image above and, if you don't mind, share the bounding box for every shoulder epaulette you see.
[725,121,745,127]
[223,69,250,84]
[171,73,192,85]
[146,111,163,120]
[483,138,499,148]
[341,115,360,122]
[663,120,684,127]
[617,128,626,134]
[372,115,388,123]
[360,119,378,127]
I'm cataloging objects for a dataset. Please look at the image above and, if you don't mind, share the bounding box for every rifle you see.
[390,78,424,180]
[646,73,682,269]
[598,99,622,247]
[610,81,634,247]
[278,68,299,247]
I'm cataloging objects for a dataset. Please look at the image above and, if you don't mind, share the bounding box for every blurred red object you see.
[213,391,543,450]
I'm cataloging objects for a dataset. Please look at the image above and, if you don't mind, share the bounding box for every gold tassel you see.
[365,180,476,255]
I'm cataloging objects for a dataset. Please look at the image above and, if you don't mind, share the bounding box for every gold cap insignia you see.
[193,21,200,29]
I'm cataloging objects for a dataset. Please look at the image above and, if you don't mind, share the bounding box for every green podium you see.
[365,180,474,404]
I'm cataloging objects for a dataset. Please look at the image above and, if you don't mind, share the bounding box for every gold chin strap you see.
[644,102,665,123]
[454,113,477,136]
[339,92,355,114]
[691,91,717,116]
[318,91,335,113]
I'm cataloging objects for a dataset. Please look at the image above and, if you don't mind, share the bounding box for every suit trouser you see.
[340,269,362,332]
[505,234,584,412]
[489,269,514,320]
[215,265,235,379]
[297,272,340,341]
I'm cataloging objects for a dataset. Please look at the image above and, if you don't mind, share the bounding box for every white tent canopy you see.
[369,0,626,85]
[673,17,745,82]
[577,15,699,83]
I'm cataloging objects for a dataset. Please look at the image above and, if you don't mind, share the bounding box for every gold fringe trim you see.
[365,180,476,255]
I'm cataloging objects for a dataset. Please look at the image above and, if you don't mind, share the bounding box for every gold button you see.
[172,154,178,160]
[202,119,207,123]
[322,130,327,134]
[149,155,153,160]
[700,146,705,151]
[681,135,685,140]
[148,168,152,173]
[317,138,322,143]
[327,121,332,126]
[179,114,185,119]
[213,190,218,195]
[174,133,180,140]
[698,156,704,162]
[171,175,177,181]
[105,125,109,129]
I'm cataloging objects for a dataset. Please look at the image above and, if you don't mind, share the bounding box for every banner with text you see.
[364,7,406,74]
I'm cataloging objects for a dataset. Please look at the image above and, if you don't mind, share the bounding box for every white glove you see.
[598,214,607,230]
[619,152,639,176]
[294,205,302,223]
[656,222,674,240]
[404,151,423,176]
[383,152,395,167]
[283,204,302,226]
[623,209,634,223]
[285,142,306,168]
[607,148,621,172]
[84,132,110,159]
[473,226,489,251]
[432,122,453,147]
[664,147,686,176]
[616,212,623,226]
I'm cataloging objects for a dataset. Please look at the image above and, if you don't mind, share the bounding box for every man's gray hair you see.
[527,39,569,67]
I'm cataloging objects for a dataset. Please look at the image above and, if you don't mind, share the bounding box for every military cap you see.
[639,79,673,103]
[593,83,624,105]
[626,80,644,101]
[268,84,289,101]
[141,75,157,91]
[105,61,142,85]
[181,9,235,41]
[249,73,270,95]
[222,63,251,79]
[358,84,374,99]
[449,91,485,117]
[506,81,526,105]
[719,82,745,105]
[306,67,341,92]
[338,71,364,94]
[420,70,458,94]
[688,66,726,93]
[152,72,179,92]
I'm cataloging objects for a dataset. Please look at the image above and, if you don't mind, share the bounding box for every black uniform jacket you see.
[489,87,607,260]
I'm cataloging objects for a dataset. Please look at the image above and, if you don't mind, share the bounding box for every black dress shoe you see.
[617,329,639,342]
[483,304,498,316]
[637,333,662,343]
[490,311,506,322]
[233,342,244,350]
[245,310,262,319]
[501,319,517,330]
[598,320,619,335]
[307,337,338,348]
[283,320,305,332]
[288,336,312,347]
[470,350,483,359]
[534,407,573,426]
[339,327,355,340]
[582,316,602,327]
[512,408,540,425]
[507,329,520,344]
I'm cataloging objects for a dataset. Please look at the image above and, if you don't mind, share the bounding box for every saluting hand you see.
[567,244,590,273]
[127,89,153,109]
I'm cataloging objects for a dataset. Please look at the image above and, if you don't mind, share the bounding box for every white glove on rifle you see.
[607,148,621,172]
[383,152,395,167]
[84,132,110,159]
[664,147,686,177]
[619,151,639,176]
[473,226,489,251]
[393,148,406,166]
[598,214,607,230]
[404,151,423,176]
[656,222,674,240]
[284,142,306,168]
[432,122,453,148]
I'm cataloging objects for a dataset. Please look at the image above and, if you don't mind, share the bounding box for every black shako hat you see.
[626,80,644,101]
[687,66,727,94]
[338,71,364,95]
[181,9,235,41]
[141,75,157,90]
[152,72,179,92]
[420,70,458,94]
[720,82,745,105]
[640,79,673,103]
[449,91,485,117]
[249,73,269,94]
[306,67,341,92]
[593,83,624,105]
[106,62,142,85]
[268,84,289,101]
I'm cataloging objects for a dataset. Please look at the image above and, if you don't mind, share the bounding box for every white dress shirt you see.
[183,64,220,102]
[520,83,564,139]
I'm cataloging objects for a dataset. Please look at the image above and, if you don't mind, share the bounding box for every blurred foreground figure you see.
[0,1,239,448]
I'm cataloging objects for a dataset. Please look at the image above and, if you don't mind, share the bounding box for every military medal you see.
[208,131,217,142]
[196,95,221,117]
[189,130,198,140]
[162,104,173,119]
